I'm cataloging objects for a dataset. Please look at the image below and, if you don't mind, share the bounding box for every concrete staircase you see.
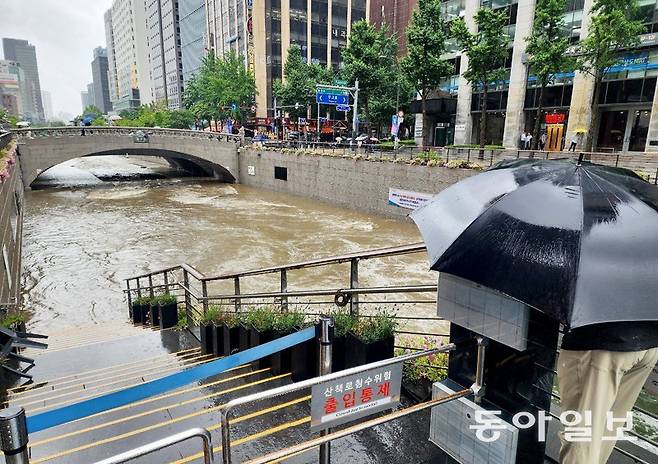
[3,322,443,464]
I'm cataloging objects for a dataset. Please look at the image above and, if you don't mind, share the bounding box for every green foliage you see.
[273,311,307,333]
[394,335,448,383]
[402,0,453,143]
[156,293,177,306]
[245,306,277,331]
[91,117,107,126]
[0,312,26,328]
[119,108,139,120]
[202,305,221,324]
[114,104,194,129]
[451,8,509,147]
[132,296,153,306]
[176,309,188,329]
[274,45,334,119]
[341,21,409,130]
[352,310,397,344]
[83,105,103,118]
[525,0,574,88]
[168,109,195,129]
[183,51,257,123]
[332,310,357,337]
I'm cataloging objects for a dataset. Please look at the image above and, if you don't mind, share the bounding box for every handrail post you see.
[280,269,288,312]
[183,270,192,326]
[148,275,154,298]
[126,279,132,315]
[220,409,232,464]
[349,258,359,316]
[136,277,142,299]
[163,272,169,293]
[472,336,488,404]
[318,316,334,464]
[201,280,209,316]
[0,407,29,464]
[234,277,241,312]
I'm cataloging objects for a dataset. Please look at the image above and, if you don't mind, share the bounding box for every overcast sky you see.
[2,0,113,119]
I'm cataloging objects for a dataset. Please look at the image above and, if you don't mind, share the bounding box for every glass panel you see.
[597,111,628,151]
[628,110,651,151]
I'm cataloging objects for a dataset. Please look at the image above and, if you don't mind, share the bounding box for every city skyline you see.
[2,0,112,118]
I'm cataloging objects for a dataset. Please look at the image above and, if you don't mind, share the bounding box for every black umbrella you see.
[410,157,658,329]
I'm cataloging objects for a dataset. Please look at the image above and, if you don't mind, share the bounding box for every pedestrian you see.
[558,321,658,463]
[79,120,86,136]
[524,132,533,150]
[540,132,547,151]
[520,131,527,149]
[568,132,582,152]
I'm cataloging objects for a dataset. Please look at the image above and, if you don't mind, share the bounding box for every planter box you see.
[291,338,318,382]
[332,335,348,373]
[250,328,275,369]
[270,330,293,375]
[238,324,250,352]
[200,323,214,354]
[149,303,160,326]
[345,333,394,369]
[402,377,433,403]
[159,302,178,329]
[226,325,241,355]
[131,303,145,324]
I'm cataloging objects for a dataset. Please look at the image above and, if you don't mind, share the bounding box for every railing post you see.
[201,280,209,316]
[148,275,154,298]
[318,316,334,464]
[280,269,288,312]
[183,270,192,326]
[0,407,29,464]
[126,279,132,316]
[472,336,488,405]
[349,258,359,316]
[220,409,232,464]
[136,278,142,299]
[163,272,169,293]
[615,153,620,167]
[234,277,241,312]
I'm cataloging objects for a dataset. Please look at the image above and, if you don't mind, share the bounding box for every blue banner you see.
[26,327,316,433]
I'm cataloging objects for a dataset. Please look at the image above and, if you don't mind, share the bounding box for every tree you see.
[183,51,257,124]
[451,8,509,149]
[274,44,333,119]
[525,0,574,149]
[82,105,103,118]
[341,21,401,134]
[168,109,195,129]
[401,0,453,145]
[575,0,644,151]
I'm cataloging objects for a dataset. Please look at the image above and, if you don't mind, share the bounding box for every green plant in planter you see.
[273,311,307,334]
[245,306,277,331]
[332,310,357,338]
[352,310,397,344]
[0,312,26,328]
[212,309,239,327]
[201,306,220,324]
[158,293,177,305]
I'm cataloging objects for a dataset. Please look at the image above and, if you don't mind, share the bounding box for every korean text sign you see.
[310,364,402,432]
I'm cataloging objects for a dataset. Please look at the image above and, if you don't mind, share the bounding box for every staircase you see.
[2,321,442,464]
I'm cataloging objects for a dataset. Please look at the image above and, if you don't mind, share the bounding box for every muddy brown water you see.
[23,156,439,334]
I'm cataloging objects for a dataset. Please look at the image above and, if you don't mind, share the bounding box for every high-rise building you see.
[80,91,89,113]
[0,60,26,117]
[91,47,113,113]
[108,0,149,111]
[2,38,45,121]
[147,0,185,109]
[104,9,120,104]
[180,0,206,85]
[205,0,369,116]
[86,83,96,109]
[369,0,415,56]
[41,90,53,120]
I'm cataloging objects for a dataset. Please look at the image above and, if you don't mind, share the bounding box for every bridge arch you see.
[15,127,241,188]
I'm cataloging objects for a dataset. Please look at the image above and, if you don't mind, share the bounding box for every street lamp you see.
[380,53,401,147]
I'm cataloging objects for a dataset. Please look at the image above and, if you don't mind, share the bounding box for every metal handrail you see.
[92,426,214,464]
[244,390,471,464]
[219,344,455,464]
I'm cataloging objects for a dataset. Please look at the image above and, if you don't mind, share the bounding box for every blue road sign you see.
[231,103,237,111]
[316,92,349,105]
[337,105,351,112]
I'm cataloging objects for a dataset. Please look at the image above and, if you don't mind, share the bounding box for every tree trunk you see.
[479,83,488,158]
[585,77,601,153]
[421,93,428,147]
[532,84,545,150]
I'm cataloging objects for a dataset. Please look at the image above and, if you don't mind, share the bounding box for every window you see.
[274,166,288,180]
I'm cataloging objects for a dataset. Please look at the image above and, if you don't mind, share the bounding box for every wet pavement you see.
[5,323,446,464]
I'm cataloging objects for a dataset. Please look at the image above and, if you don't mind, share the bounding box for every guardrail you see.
[11,126,243,143]
[254,140,658,184]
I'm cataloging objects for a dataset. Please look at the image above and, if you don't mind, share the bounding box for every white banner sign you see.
[388,188,433,210]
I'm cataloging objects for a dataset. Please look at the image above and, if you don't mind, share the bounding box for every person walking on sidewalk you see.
[558,321,658,464]
[568,132,582,152]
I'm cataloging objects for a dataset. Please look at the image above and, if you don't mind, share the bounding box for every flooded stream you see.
[22,156,434,332]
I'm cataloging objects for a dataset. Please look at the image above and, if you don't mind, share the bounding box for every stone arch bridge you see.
[14,127,241,188]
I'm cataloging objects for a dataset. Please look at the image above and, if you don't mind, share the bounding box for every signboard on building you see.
[310,363,402,432]
[388,188,433,210]
[545,113,566,124]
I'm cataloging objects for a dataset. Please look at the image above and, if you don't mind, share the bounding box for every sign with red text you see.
[545,113,566,124]
[310,364,402,431]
